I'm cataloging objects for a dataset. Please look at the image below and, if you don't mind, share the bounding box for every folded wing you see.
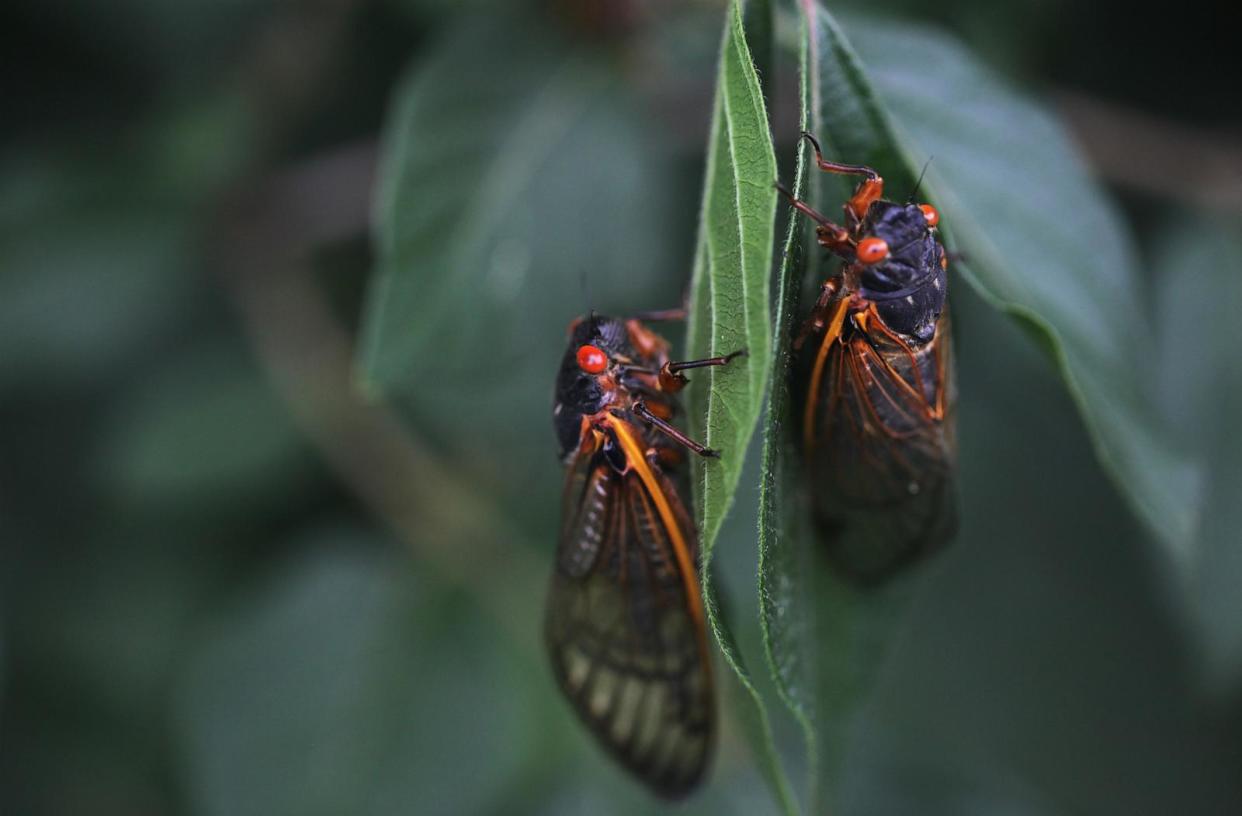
[808,315,957,582]
[545,445,713,797]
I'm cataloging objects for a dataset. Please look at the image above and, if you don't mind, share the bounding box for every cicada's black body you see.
[858,201,947,342]
[547,313,741,797]
[786,134,957,585]
[553,317,632,460]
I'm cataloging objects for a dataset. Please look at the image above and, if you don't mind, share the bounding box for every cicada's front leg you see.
[656,349,747,393]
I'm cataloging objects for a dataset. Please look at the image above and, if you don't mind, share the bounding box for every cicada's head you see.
[553,313,633,460]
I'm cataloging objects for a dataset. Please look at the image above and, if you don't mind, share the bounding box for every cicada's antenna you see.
[578,264,593,323]
[907,156,935,204]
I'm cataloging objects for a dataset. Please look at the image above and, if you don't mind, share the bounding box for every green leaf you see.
[1152,218,1242,693]
[95,339,310,516]
[758,10,944,811]
[685,0,791,811]
[686,0,777,575]
[355,14,684,529]
[0,166,198,387]
[852,282,1235,814]
[760,4,1208,809]
[178,540,535,816]
[358,17,680,393]
[830,11,1200,564]
[757,0,818,801]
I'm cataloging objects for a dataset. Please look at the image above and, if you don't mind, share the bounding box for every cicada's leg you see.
[632,401,719,458]
[623,318,672,361]
[794,278,844,351]
[776,181,854,258]
[657,349,746,393]
[631,307,688,322]
[800,132,884,222]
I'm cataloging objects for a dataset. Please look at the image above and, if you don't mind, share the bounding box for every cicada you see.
[784,133,957,584]
[547,311,741,797]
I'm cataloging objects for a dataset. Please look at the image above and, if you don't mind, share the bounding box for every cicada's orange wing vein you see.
[806,310,957,582]
[545,438,714,798]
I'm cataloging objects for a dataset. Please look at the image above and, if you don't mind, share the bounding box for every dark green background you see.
[3,1,1239,814]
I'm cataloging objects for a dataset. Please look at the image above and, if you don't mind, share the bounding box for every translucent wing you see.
[545,442,713,797]
[806,311,957,583]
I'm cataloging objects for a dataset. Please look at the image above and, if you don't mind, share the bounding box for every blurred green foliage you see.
[2,1,1240,815]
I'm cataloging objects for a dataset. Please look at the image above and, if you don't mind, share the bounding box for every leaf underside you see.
[756,3,1205,811]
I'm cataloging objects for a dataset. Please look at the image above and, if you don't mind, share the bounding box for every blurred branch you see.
[213,139,547,649]
[207,0,547,651]
[236,0,360,155]
[1057,91,1242,215]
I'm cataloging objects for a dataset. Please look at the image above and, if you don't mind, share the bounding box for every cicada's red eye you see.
[856,236,890,265]
[577,344,609,374]
[919,203,940,227]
